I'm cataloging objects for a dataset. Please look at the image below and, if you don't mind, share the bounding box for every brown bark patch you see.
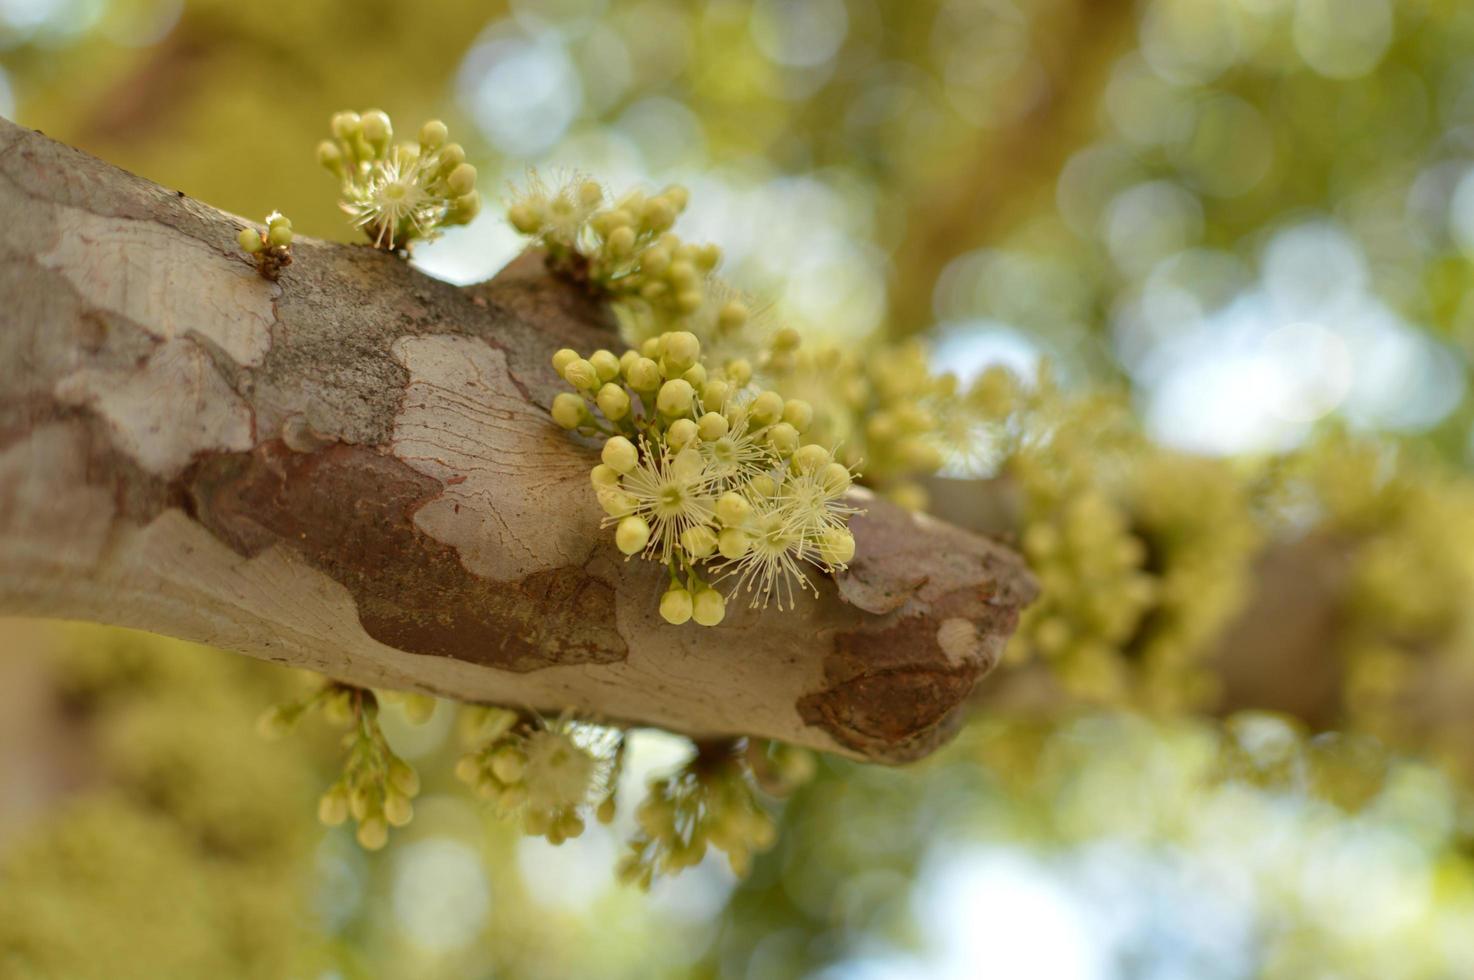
[801,585,1023,763]
[183,441,626,672]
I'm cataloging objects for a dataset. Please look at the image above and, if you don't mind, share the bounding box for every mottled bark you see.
[0,119,1035,763]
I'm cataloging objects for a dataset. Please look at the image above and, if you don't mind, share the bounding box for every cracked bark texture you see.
[0,119,1036,763]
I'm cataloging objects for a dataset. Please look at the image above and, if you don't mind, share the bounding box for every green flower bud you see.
[675,289,704,314]
[641,245,671,275]
[356,816,389,851]
[606,225,636,257]
[792,444,831,475]
[563,358,600,390]
[657,379,696,417]
[782,399,813,432]
[384,792,414,827]
[389,758,421,796]
[662,184,690,210]
[818,527,856,566]
[748,473,778,498]
[238,227,263,254]
[591,464,620,488]
[317,787,349,827]
[820,461,852,494]
[419,119,448,148]
[667,260,698,290]
[450,191,481,223]
[693,588,726,627]
[672,447,706,481]
[552,348,581,373]
[596,382,631,421]
[437,143,467,173]
[596,796,617,824]
[598,488,637,517]
[718,527,751,559]
[627,357,661,391]
[694,243,722,271]
[602,436,638,474]
[750,391,784,426]
[579,179,604,208]
[447,162,478,196]
[662,332,701,372]
[491,746,527,783]
[349,785,372,821]
[668,418,699,450]
[681,524,718,558]
[702,379,732,408]
[551,392,588,429]
[718,301,748,332]
[267,212,292,230]
[317,140,345,176]
[640,336,662,358]
[643,196,677,232]
[660,588,694,625]
[509,202,543,234]
[616,515,651,555]
[681,363,708,389]
[455,755,481,784]
[589,349,621,382]
[772,327,801,352]
[330,111,361,140]
[716,492,751,527]
[727,359,753,386]
[267,223,293,248]
[697,412,729,441]
[360,109,392,149]
[766,423,799,456]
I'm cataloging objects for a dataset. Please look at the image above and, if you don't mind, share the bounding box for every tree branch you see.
[0,119,1035,763]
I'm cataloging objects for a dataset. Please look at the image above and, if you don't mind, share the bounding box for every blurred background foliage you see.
[4,0,1474,976]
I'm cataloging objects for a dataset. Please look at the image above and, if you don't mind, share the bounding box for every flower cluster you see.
[317,110,479,251]
[616,742,777,888]
[454,708,622,845]
[550,329,859,623]
[236,211,293,280]
[510,175,721,330]
[257,683,422,851]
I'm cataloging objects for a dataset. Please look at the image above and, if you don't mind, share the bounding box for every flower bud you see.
[749,390,783,426]
[727,359,753,386]
[389,758,421,796]
[627,357,661,391]
[660,588,694,625]
[792,444,831,475]
[818,528,856,566]
[596,383,631,421]
[384,792,414,827]
[681,525,718,558]
[716,492,751,527]
[509,202,542,234]
[563,358,600,390]
[317,788,349,827]
[702,379,731,408]
[552,348,580,373]
[360,109,392,149]
[419,119,448,148]
[766,422,799,456]
[266,223,293,248]
[782,399,813,432]
[591,463,620,488]
[820,461,852,494]
[331,111,361,140]
[718,527,751,559]
[238,228,263,254]
[657,379,695,417]
[616,516,651,555]
[491,746,527,783]
[667,418,699,450]
[602,436,638,474]
[447,162,478,196]
[356,816,389,851]
[551,392,588,429]
[662,331,701,372]
[697,412,729,441]
[317,140,345,175]
[718,302,748,333]
[693,588,726,627]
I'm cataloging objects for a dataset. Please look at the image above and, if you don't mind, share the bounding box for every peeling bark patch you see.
[56,338,254,476]
[184,441,626,672]
[390,334,596,580]
[38,207,275,366]
[799,586,1021,762]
